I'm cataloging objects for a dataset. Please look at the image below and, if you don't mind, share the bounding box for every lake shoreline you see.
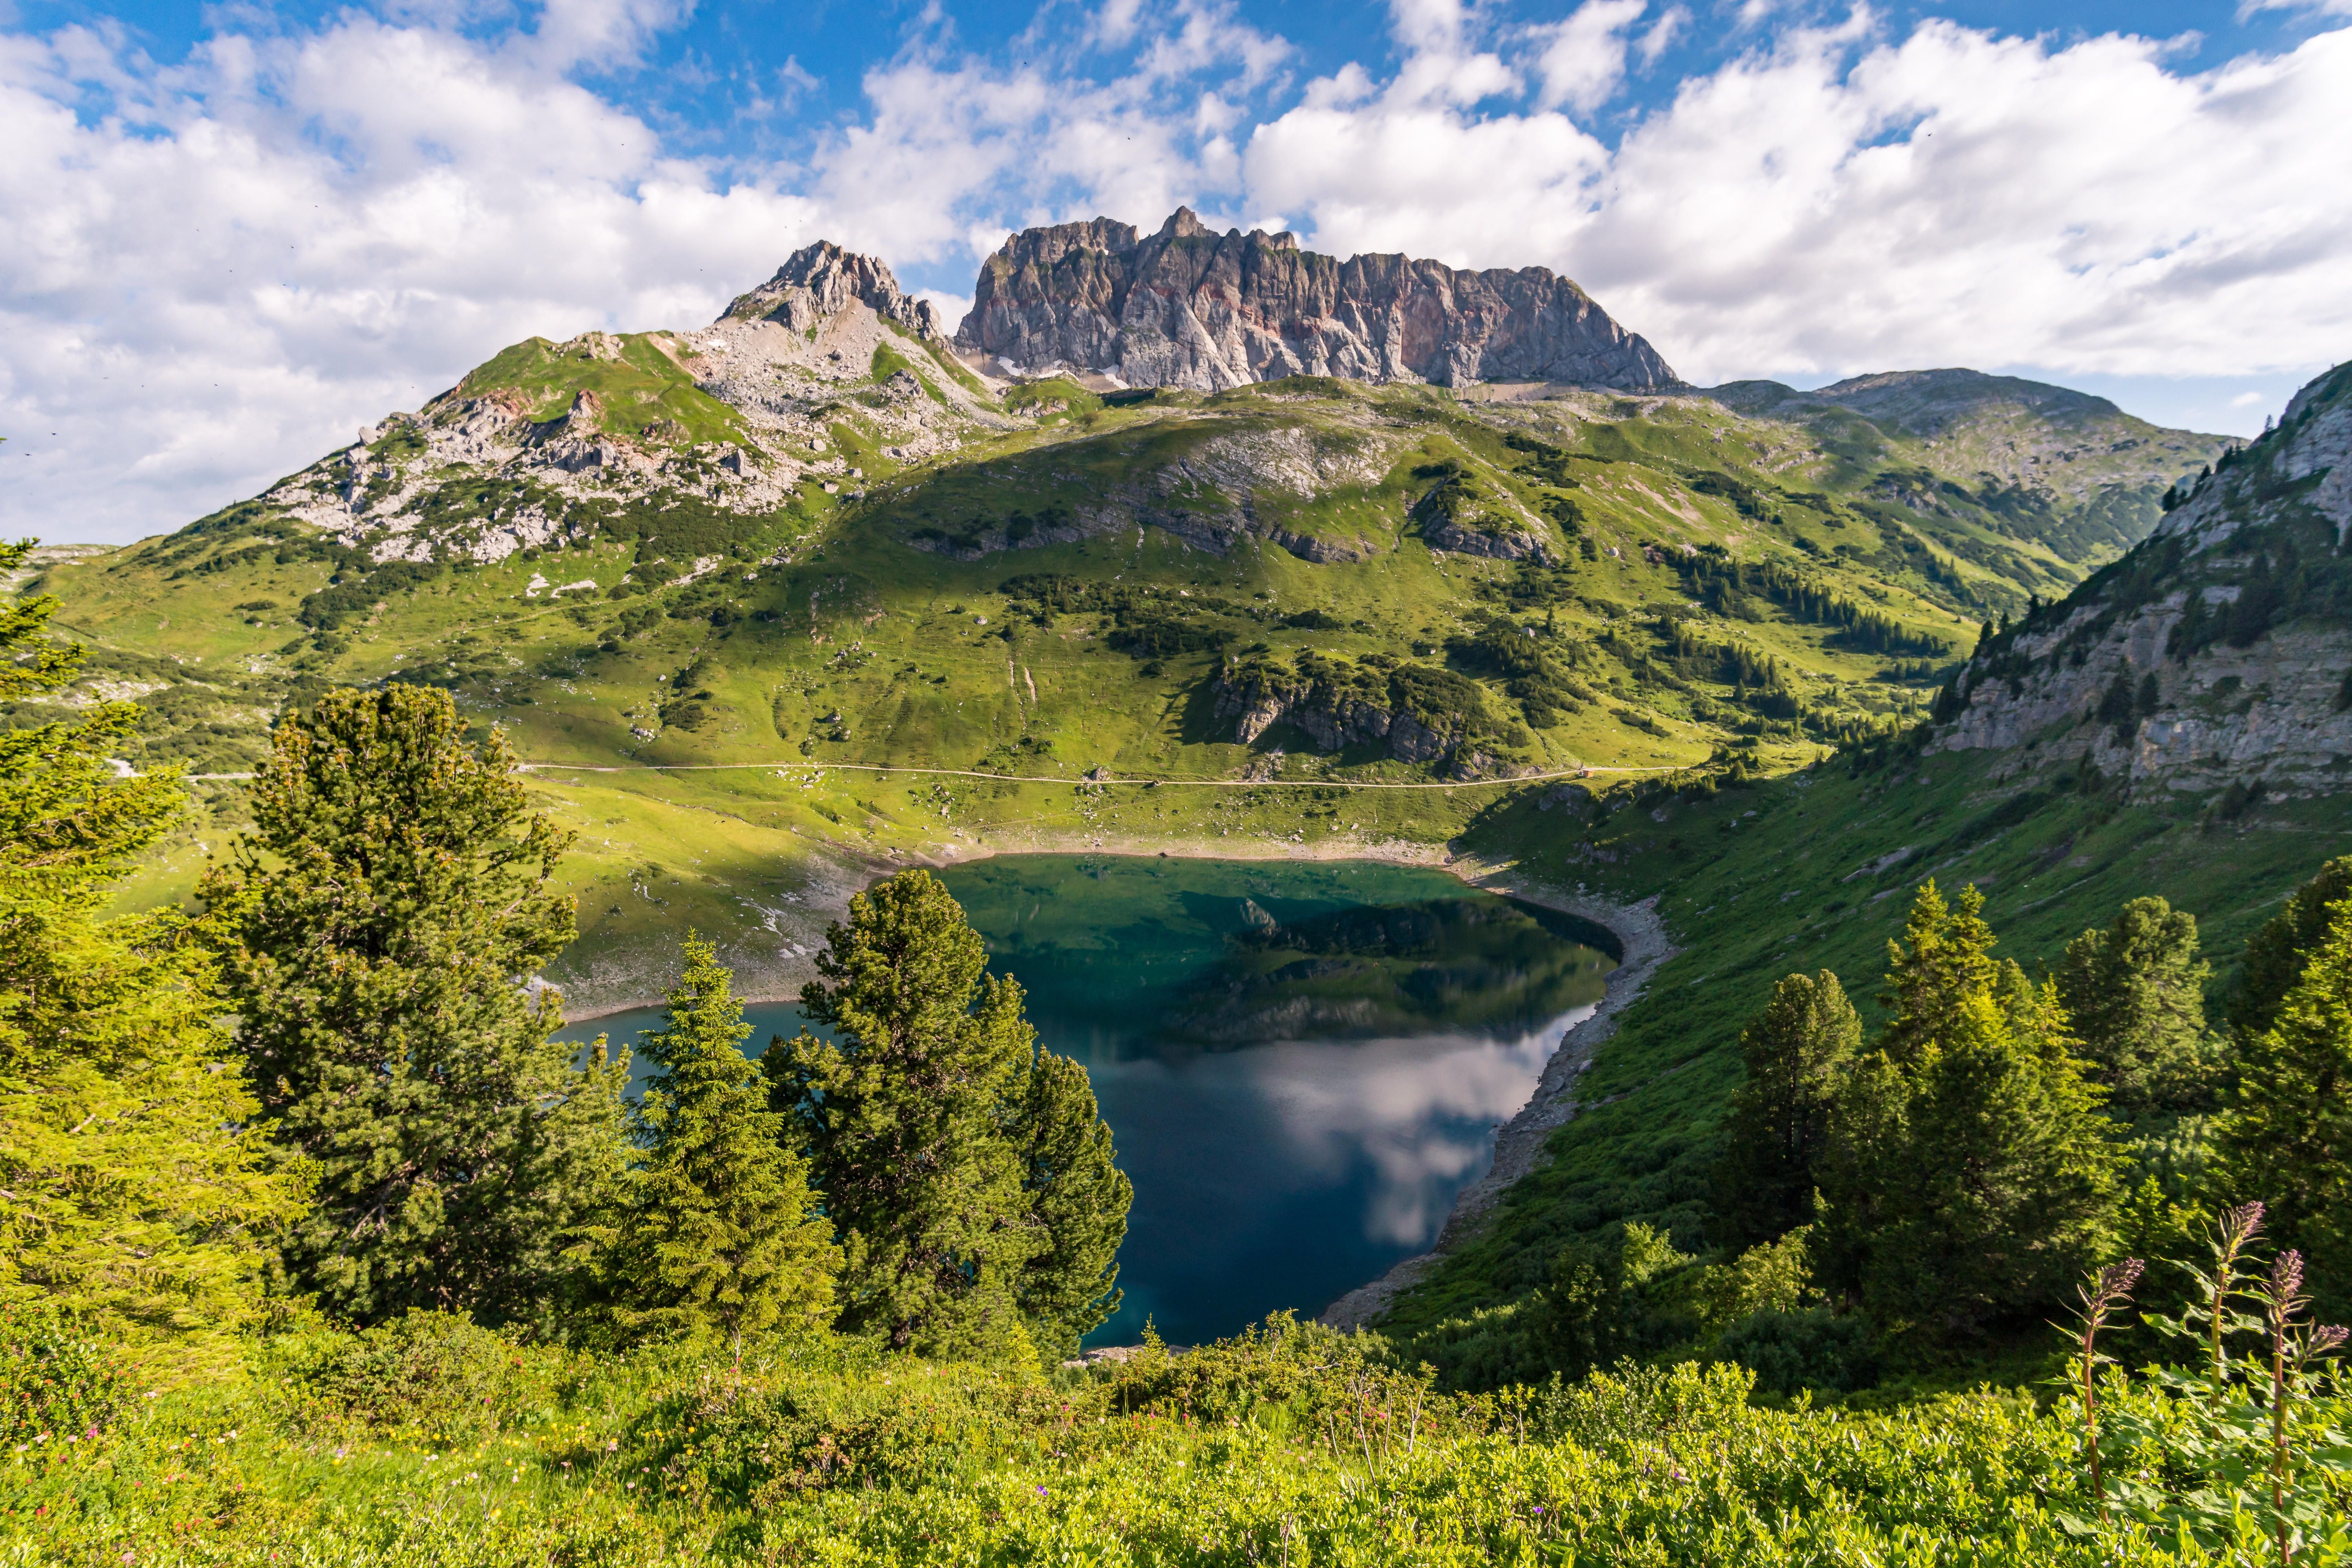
[557,828,1485,1021]
[556,825,1681,1335]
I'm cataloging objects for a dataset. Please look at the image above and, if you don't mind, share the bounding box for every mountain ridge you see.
[955,207,1679,394]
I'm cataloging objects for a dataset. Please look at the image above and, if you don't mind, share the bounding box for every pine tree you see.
[765,869,1128,1361]
[1877,880,1996,1068]
[1819,883,2119,1345]
[202,684,628,1328]
[1713,971,1859,1251]
[2217,896,2352,1312]
[614,936,837,1354]
[2054,896,2212,1119]
[1011,1050,1131,1363]
[2229,855,2352,1038]
[0,543,301,1366]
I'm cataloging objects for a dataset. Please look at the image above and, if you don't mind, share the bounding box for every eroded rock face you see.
[725,240,944,339]
[956,208,1677,393]
[1927,361,2352,800]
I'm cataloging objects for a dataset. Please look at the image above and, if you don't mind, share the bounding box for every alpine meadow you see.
[6,76,2352,1568]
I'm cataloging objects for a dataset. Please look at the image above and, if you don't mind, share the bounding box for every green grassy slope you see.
[1384,732,2352,1381]
[13,313,2230,1013]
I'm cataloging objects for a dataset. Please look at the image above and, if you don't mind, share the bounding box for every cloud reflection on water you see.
[1070,1004,1593,1254]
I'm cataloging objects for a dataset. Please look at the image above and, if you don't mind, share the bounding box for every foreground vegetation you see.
[7,1307,2349,1566]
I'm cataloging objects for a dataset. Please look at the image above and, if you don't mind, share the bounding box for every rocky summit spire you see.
[723,240,942,338]
[955,209,1676,392]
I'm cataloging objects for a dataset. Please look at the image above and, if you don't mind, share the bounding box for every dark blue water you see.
[552,855,1616,1347]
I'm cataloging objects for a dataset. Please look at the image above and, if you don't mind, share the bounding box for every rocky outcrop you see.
[724,240,944,339]
[1927,361,2352,799]
[1212,659,1517,779]
[956,207,1678,393]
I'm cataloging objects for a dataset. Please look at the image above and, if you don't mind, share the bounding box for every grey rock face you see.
[956,207,1677,393]
[1929,361,2352,799]
[724,240,943,338]
[1213,671,1463,768]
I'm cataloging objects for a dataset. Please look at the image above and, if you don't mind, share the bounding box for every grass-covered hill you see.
[17,255,2227,1008]
[1372,357,2352,1388]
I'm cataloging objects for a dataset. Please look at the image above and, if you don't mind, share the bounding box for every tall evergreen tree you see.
[2054,895,2212,1118]
[2229,855,2352,1038]
[613,936,837,1353]
[765,869,1128,1362]
[1713,970,1860,1251]
[1819,882,2119,1345]
[1011,1050,1131,1363]
[202,684,628,1328]
[0,543,301,1365]
[1876,880,1997,1068]
[2216,895,2352,1313]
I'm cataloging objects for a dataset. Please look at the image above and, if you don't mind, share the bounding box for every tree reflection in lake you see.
[939,856,1617,1345]
[557,857,1618,1348]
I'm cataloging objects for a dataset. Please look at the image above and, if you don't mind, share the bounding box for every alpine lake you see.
[554,857,1619,1347]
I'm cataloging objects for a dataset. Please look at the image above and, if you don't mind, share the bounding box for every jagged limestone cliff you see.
[1930,361,2352,799]
[955,207,1678,394]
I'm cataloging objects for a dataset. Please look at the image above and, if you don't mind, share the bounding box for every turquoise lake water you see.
[554,855,1617,1347]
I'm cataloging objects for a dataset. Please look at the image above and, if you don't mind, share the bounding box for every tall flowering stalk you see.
[2207,1203,2267,1382]
[2071,1257,2144,1522]
[2249,1248,2351,1567]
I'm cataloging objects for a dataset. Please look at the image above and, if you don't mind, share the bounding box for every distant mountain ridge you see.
[954,207,1679,394]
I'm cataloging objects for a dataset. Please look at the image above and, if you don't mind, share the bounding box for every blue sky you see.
[3,0,2349,538]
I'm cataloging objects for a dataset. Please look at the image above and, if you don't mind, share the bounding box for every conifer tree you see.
[766,869,1128,1361]
[2229,855,2352,1038]
[2217,896,2352,1312]
[1819,882,2119,1343]
[1876,880,1997,1068]
[2054,896,2212,1118]
[614,936,837,1353]
[203,684,628,1328]
[0,543,301,1364]
[1011,1050,1132,1363]
[1713,970,1859,1251]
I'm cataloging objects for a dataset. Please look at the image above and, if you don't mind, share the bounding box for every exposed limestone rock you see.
[957,207,1678,393]
[724,240,944,339]
[1927,361,2352,800]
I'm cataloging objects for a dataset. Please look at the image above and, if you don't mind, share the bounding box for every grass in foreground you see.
[8,1310,2344,1567]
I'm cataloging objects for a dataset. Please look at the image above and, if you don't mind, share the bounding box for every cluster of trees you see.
[1678,554,1952,658]
[1710,870,2352,1363]
[0,562,1129,1366]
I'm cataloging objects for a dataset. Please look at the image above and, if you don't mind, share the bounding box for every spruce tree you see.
[2229,855,2352,1038]
[2054,895,2212,1118]
[1819,883,2119,1344]
[614,936,837,1353]
[203,684,628,1327]
[2217,896,2352,1312]
[1011,1049,1131,1363]
[765,869,1127,1361]
[0,543,301,1364]
[1713,970,1859,1251]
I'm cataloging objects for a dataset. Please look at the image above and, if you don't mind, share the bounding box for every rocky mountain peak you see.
[955,209,1676,394]
[723,240,942,338]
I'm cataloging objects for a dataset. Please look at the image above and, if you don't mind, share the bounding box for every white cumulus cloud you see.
[3,0,2348,542]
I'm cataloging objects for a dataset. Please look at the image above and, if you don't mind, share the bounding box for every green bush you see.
[279,1310,566,1443]
[1714,1306,1881,1395]
[0,1303,130,1444]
